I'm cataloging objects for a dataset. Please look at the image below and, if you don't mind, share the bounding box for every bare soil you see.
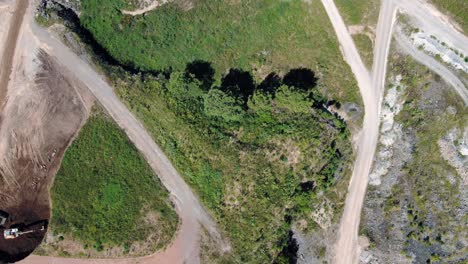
[0,51,93,263]
[0,0,28,110]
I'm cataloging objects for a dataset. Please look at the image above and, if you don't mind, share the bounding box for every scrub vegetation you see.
[79,0,361,105]
[360,52,468,263]
[39,0,358,261]
[394,57,467,262]
[49,109,178,254]
[111,63,353,262]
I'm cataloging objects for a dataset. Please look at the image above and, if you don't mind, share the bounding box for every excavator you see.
[3,225,45,240]
[1,212,47,240]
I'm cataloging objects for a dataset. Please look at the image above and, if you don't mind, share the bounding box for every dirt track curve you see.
[20,25,224,264]
[121,0,169,16]
[395,29,468,105]
[16,1,225,263]
[0,0,28,109]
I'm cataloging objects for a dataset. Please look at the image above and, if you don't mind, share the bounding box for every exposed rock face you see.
[369,75,406,186]
[42,0,81,16]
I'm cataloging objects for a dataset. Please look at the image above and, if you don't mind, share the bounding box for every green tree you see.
[166,72,204,120]
[248,90,274,123]
[204,89,245,123]
[274,85,312,114]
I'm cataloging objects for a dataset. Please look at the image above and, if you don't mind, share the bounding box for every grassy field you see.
[353,34,374,68]
[334,0,378,72]
[48,109,178,255]
[80,0,361,106]
[430,0,468,33]
[334,0,379,26]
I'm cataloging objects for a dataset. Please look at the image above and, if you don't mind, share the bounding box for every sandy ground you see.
[121,0,169,16]
[0,0,28,110]
[0,0,13,64]
[0,0,95,262]
[0,49,94,262]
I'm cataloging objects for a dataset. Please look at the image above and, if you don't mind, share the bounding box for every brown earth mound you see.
[0,51,93,263]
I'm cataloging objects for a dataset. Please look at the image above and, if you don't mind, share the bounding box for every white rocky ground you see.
[438,127,468,185]
[410,31,468,73]
[369,75,405,186]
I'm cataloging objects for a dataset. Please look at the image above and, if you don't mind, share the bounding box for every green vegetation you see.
[430,0,468,33]
[44,0,358,261]
[80,0,360,105]
[50,109,178,253]
[386,54,468,262]
[112,65,352,262]
[352,34,374,68]
[334,0,379,25]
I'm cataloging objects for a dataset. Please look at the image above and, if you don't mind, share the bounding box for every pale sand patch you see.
[121,0,170,16]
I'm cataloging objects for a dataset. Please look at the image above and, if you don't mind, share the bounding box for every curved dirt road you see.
[18,2,223,264]
[395,28,468,105]
[0,0,28,109]
[398,0,468,55]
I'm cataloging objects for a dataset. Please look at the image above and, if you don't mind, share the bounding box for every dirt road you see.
[18,9,224,263]
[395,28,468,106]
[319,1,384,263]
[0,1,95,258]
[0,0,28,109]
[397,0,468,55]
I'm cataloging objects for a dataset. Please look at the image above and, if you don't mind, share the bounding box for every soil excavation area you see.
[0,50,93,262]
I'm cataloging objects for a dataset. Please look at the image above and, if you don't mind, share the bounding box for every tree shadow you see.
[275,230,299,264]
[283,68,318,91]
[185,60,215,90]
[0,210,9,227]
[258,72,282,96]
[221,69,256,103]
